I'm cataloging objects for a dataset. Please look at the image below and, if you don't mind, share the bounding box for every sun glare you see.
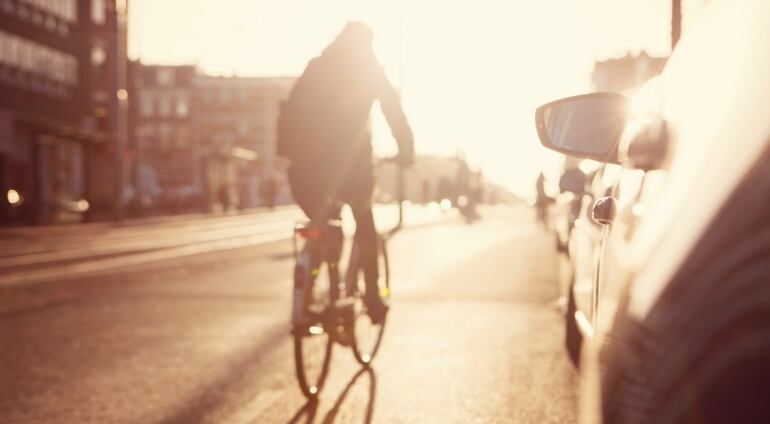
[130,0,671,197]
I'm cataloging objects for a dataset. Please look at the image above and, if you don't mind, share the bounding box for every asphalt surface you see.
[0,207,577,423]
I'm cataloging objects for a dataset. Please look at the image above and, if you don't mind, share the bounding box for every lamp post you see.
[115,0,129,221]
[672,0,681,49]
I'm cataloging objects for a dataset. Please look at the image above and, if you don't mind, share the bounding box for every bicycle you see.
[290,161,405,399]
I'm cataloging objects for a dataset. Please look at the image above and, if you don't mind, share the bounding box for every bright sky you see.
[129,0,672,197]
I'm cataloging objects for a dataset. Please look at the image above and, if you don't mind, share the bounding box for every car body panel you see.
[568,163,618,332]
[624,0,770,321]
[577,1,770,422]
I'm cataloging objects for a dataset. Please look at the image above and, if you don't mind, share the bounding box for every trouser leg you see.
[351,205,379,296]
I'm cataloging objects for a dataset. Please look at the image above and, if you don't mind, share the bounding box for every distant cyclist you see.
[277,22,414,323]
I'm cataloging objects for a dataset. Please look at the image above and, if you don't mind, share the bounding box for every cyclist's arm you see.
[373,65,414,162]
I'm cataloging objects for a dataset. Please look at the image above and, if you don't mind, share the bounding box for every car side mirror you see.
[535,93,629,164]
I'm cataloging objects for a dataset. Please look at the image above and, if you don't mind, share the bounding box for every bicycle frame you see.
[291,220,342,326]
[291,163,405,325]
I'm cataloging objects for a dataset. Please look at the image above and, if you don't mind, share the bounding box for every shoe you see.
[364,294,389,325]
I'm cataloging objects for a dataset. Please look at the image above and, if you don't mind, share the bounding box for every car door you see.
[569,163,618,330]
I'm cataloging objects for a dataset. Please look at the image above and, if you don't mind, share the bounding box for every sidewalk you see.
[0,203,453,288]
[0,205,301,239]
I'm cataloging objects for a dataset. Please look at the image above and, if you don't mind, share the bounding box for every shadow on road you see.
[287,367,377,424]
[158,326,288,424]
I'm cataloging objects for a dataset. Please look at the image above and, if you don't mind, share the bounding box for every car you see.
[534,1,770,422]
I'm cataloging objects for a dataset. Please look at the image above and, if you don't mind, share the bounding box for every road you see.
[0,205,443,287]
[0,207,577,423]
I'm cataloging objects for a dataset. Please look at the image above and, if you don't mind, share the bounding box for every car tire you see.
[565,283,582,367]
[601,241,770,424]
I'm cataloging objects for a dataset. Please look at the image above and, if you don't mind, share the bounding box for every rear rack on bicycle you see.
[292,220,344,260]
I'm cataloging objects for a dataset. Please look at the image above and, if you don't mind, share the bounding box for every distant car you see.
[535,2,770,422]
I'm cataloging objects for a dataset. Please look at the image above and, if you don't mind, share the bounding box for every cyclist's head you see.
[331,21,374,52]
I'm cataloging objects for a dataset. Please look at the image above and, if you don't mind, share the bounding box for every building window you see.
[176,126,189,148]
[45,15,56,31]
[31,9,43,26]
[157,69,174,86]
[57,22,69,37]
[17,3,30,20]
[1,1,14,15]
[220,90,231,104]
[140,95,154,117]
[203,90,214,104]
[0,30,77,86]
[91,45,106,67]
[141,124,155,141]
[0,32,13,66]
[18,41,33,72]
[91,0,105,24]
[22,0,77,23]
[158,96,171,116]
[159,124,173,149]
[176,98,189,117]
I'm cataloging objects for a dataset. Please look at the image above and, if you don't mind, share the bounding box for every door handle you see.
[592,196,617,226]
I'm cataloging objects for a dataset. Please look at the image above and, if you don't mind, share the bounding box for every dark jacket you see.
[278,39,413,198]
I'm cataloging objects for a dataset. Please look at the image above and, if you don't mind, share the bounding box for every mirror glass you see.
[538,94,629,161]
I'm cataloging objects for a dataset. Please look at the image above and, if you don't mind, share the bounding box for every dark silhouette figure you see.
[278,22,414,321]
[262,175,278,210]
[559,168,586,219]
[218,184,230,212]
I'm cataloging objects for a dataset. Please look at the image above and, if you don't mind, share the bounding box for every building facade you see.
[592,51,667,94]
[0,0,126,225]
[193,76,293,211]
[128,63,199,213]
[127,68,295,214]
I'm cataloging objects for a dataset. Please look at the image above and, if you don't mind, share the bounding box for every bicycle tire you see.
[351,236,390,366]
[293,260,337,399]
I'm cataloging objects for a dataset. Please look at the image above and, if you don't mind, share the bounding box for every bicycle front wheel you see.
[351,236,390,366]
[293,260,336,398]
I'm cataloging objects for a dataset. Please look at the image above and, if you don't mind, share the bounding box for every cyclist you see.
[278,22,414,324]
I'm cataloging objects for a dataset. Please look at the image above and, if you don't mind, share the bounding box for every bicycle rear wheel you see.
[293,260,337,398]
[351,236,390,366]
